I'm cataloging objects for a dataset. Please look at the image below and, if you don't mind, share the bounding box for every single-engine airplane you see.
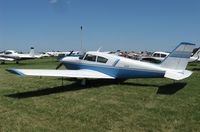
[7,42,195,85]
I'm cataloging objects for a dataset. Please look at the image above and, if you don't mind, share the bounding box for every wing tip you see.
[6,69,25,76]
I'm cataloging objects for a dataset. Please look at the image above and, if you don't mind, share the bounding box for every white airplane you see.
[46,51,80,57]
[189,48,200,62]
[0,47,36,64]
[141,48,200,63]
[141,51,170,63]
[7,42,195,85]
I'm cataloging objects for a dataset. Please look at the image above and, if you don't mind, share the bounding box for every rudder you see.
[160,42,195,70]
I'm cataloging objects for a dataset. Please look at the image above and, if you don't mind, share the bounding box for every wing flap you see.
[7,69,114,79]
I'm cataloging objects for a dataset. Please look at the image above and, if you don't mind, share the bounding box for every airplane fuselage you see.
[61,51,166,79]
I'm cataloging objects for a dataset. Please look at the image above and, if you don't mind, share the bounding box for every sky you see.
[0,0,200,52]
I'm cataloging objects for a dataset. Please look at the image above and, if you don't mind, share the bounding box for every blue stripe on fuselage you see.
[63,62,165,79]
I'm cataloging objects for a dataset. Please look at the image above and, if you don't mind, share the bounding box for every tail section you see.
[29,47,35,57]
[160,42,195,70]
[160,42,195,80]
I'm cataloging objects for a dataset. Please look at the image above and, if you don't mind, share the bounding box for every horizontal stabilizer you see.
[7,69,114,79]
[164,70,192,80]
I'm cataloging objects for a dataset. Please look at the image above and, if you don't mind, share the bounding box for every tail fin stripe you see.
[170,53,191,58]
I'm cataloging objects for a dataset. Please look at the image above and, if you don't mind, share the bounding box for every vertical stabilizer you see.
[161,42,195,70]
[29,47,35,57]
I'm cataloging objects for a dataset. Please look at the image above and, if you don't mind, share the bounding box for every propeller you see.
[56,62,63,70]
[67,50,73,56]
[56,51,74,69]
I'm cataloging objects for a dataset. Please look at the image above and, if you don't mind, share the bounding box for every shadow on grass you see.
[6,80,187,99]
[191,68,200,71]
[157,82,187,95]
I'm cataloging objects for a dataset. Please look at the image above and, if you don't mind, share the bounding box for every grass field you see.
[0,58,200,132]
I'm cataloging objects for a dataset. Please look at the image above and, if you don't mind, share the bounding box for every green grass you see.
[0,58,200,132]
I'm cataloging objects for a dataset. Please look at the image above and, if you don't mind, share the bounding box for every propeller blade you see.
[56,62,63,70]
[67,50,74,56]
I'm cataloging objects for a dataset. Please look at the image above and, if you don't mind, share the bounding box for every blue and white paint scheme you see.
[7,42,195,81]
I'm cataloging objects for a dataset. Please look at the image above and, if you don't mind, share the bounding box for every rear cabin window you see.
[97,56,108,63]
[84,54,96,62]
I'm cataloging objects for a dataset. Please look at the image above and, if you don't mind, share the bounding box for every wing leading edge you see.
[7,69,114,79]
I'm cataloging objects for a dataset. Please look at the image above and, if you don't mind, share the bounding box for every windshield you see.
[79,52,86,60]
[84,54,97,62]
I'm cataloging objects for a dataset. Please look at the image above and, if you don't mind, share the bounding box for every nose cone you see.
[60,56,79,63]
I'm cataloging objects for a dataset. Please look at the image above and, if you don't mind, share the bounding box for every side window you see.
[84,54,96,62]
[97,56,108,63]
[161,54,167,58]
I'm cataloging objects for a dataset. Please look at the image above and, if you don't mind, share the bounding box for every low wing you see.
[0,57,15,61]
[7,69,114,79]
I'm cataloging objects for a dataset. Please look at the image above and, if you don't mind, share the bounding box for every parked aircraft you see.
[141,48,200,63]
[0,47,36,64]
[46,51,79,57]
[189,48,200,62]
[7,42,195,85]
[141,51,170,63]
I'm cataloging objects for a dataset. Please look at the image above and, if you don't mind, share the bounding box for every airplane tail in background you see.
[192,48,200,58]
[160,42,195,70]
[29,47,35,57]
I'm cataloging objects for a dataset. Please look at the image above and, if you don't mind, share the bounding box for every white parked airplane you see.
[46,51,79,57]
[141,48,200,63]
[141,51,170,63]
[0,47,36,64]
[189,48,200,62]
[7,42,195,85]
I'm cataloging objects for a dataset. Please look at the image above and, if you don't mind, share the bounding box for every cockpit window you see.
[153,53,160,57]
[97,56,108,63]
[79,53,86,60]
[161,54,167,58]
[84,54,97,62]
[5,52,12,55]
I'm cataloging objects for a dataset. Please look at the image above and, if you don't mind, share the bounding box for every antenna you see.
[80,26,83,52]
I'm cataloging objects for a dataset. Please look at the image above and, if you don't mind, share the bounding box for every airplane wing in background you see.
[0,57,15,61]
[7,69,115,79]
